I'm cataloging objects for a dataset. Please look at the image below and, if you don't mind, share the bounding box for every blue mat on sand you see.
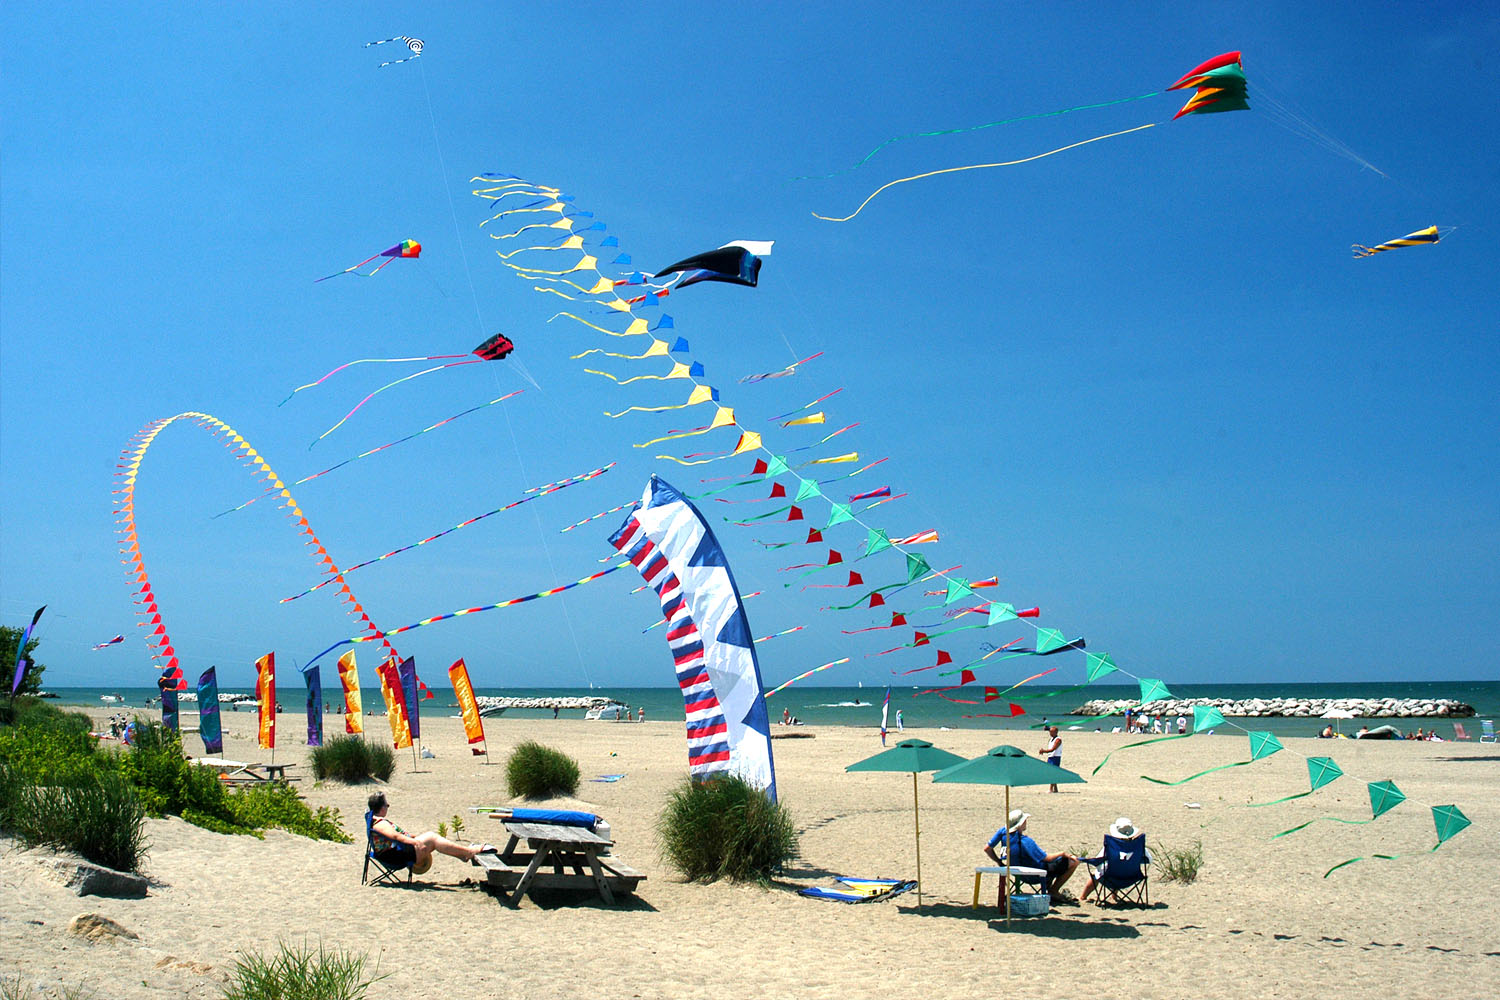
[799,877,917,903]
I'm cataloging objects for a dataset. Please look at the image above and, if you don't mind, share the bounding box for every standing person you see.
[637,706,644,723]
[1039,726,1063,793]
[1176,714,1187,734]
[895,709,904,733]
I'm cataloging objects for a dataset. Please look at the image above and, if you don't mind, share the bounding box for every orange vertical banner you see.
[337,651,363,735]
[448,658,486,755]
[254,652,276,750]
[376,658,413,750]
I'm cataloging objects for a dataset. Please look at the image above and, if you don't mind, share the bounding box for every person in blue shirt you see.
[984,809,1079,903]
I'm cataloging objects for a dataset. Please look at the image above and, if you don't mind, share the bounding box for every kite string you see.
[812,123,1158,222]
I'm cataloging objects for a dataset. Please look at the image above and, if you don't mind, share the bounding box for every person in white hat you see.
[1079,817,1143,902]
[983,809,1080,903]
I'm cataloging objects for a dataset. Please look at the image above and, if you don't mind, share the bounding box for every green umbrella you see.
[847,738,967,907]
[932,745,1086,923]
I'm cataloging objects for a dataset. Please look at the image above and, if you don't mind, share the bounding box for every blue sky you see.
[3,2,1497,691]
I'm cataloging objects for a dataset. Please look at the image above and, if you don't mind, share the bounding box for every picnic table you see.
[192,759,299,785]
[474,818,645,906]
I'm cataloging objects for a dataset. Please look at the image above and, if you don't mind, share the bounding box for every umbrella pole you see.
[1004,784,1011,926]
[912,772,922,907]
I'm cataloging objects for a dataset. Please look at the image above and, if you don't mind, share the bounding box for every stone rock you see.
[68,912,139,942]
[42,858,149,899]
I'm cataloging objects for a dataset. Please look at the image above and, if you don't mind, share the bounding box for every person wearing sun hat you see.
[983,809,1080,903]
[1079,817,1142,902]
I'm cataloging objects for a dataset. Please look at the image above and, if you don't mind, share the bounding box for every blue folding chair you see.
[997,835,1050,897]
[1480,720,1497,744]
[362,810,413,886]
[1083,834,1150,906]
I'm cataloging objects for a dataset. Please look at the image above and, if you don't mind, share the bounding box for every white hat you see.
[1109,817,1137,839]
[1006,809,1030,834]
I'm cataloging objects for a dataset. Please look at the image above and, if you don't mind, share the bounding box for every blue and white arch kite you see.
[611,475,777,800]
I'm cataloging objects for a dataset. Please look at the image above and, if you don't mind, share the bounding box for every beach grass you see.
[221,941,383,1000]
[1154,839,1204,883]
[308,736,394,783]
[657,774,798,883]
[505,740,580,799]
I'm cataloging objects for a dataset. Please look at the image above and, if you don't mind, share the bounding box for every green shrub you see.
[657,774,797,883]
[1153,839,1204,884]
[505,740,580,799]
[227,784,352,844]
[222,940,384,1000]
[7,771,148,872]
[308,736,394,783]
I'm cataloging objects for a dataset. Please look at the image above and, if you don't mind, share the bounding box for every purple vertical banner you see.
[197,667,223,755]
[302,662,323,747]
[10,605,46,696]
[159,678,179,733]
[396,657,421,741]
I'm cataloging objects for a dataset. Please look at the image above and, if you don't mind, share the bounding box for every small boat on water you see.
[585,702,629,721]
[99,693,124,704]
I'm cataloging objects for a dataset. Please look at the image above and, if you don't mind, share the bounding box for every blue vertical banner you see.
[396,658,420,742]
[159,679,179,733]
[197,666,222,755]
[9,605,45,696]
[302,662,323,747]
[610,475,777,800]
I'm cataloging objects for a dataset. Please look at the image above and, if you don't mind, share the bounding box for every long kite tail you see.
[812,123,1158,222]
[315,252,384,282]
[311,359,483,446]
[279,354,471,406]
[794,91,1163,180]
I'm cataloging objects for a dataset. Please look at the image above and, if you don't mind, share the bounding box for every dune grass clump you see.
[657,774,797,883]
[5,768,147,873]
[309,736,395,783]
[221,940,383,1000]
[1154,839,1204,884]
[505,740,580,799]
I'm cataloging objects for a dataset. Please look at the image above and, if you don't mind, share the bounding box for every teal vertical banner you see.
[302,663,323,747]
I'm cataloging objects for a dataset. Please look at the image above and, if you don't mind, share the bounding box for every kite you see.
[559,500,638,533]
[303,563,629,669]
[1351,225,1442,258]
[740,352,823,384]
[316,239,421,282]
[91,635,125,650]
[115,412,401,688]
[301,332,518,445]
[218,391,524,517]
[813,53,1249,222]
[280,463,614,601]
[765,657,852,697]
[611,475,778,797]
[653,241,772,290]
[366,36,424,67]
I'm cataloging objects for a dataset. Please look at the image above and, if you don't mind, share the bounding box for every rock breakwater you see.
[1069,696,1474,719]
[475,695,615,713]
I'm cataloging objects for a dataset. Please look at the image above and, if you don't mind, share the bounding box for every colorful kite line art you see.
[114,412,400,687]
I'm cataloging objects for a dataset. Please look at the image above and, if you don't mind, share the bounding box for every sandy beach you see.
[3,709,1496,999]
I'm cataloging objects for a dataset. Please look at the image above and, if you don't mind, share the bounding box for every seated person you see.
[1080,817,1145,902]
[368,792,493,871]
[984,809,1078,903]
[1318,725,1335,739]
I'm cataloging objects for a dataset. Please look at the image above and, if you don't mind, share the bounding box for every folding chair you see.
[1082,834,1150,906]
[362,810,413,886]
[1452,722,1471,741]
[1481,721,1497,744]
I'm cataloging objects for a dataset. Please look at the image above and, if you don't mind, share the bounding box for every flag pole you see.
[912,771,923,907]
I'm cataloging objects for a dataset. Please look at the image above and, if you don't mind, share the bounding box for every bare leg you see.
[1049,858,1079,903]
[414,831,479,862]
[1080,873,1096,901]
